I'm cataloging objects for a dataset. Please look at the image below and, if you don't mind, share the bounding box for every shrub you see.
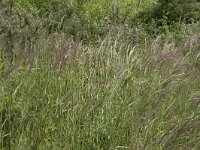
[156,0,200,23]
[134,0,200,33]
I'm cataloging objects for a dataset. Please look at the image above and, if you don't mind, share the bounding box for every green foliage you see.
[134,0,200,33]
[15,0,33,9]
[156,0,200,23]
[11,0,157,39]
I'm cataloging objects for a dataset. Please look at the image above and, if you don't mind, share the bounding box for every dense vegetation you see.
[1,0,200,149]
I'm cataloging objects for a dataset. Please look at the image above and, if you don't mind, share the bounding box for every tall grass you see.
[1,27,200,149]
[1,1,200,149]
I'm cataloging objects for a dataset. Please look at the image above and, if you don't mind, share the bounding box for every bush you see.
[134,0,200,33]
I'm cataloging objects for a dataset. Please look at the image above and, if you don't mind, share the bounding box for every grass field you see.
[0,0,200,149]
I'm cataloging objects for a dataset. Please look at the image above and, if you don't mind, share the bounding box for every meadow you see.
[0,0,200,149]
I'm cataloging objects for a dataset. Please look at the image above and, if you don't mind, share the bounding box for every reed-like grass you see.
[0,28,200,149]
[1,1,200,149]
